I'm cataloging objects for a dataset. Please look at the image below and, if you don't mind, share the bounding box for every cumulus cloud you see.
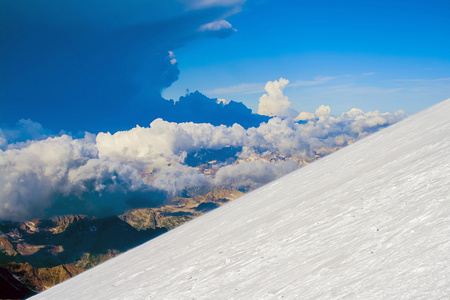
[258,78,298,118]
[315,105,331,122]
[1,0,245,133]
[0,106,406,220]
[0,134,158,220]
[295,112,316,122]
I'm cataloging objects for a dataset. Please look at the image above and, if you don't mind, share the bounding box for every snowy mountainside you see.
[33,99,450,299]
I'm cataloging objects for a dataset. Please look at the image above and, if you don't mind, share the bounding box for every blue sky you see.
[165,0,450,114]
[1,0,449,133]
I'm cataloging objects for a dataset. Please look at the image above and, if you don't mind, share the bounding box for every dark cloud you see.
[166,91,269,128]
[0,0,245,133]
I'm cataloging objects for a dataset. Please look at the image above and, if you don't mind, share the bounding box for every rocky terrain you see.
[0,188,243,299]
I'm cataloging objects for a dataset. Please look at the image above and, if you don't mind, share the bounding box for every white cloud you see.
[258,78,298,118]
[152,166,212,195]
[168,51,177,65]
[214,160,298,188]
[0,107,406,220]
[295,112,316,122]
[217,98,230,105]
[199,20,233,32]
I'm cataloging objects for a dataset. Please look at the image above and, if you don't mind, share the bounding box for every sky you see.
[1,0,449,134]
[1,0,449,220]
[165,0,450,114]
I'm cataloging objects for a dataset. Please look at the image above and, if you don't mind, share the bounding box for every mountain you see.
[31,99,450,299]
[0,214,167,268]
[0,189,243,295]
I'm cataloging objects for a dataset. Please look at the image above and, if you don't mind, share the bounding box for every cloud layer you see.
[0,107,406,220]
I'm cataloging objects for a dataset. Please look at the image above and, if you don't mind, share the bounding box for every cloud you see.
[291,76,340,87]
[0,106,406,220]
[217,98,230,105]
[214,160,298,188]
[0,119,53,149]
[199,19,233,31]
[152,166,212,196]
[168,91,269,128]
[295,112,316,122]
[197,19,237,39]
[0,133,166,220]
[0,134,6,149]
[168,51,178,65]
[314,105,331,122]
[315,85,405,97]
[0,0,245,133]
[206,83,266,95]
[258,78,298,118]
[389,77,450,83]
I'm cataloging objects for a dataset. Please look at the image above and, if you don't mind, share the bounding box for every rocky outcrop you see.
[0,188,243,298]
[2,262,85,292]
[119,189,244,230]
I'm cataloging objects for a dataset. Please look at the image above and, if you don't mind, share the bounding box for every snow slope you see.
[32,100,450,299]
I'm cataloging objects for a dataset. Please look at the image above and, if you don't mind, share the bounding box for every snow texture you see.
[32,99,450,299]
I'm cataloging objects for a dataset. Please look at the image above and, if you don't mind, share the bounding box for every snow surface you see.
[32,100,450,299]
